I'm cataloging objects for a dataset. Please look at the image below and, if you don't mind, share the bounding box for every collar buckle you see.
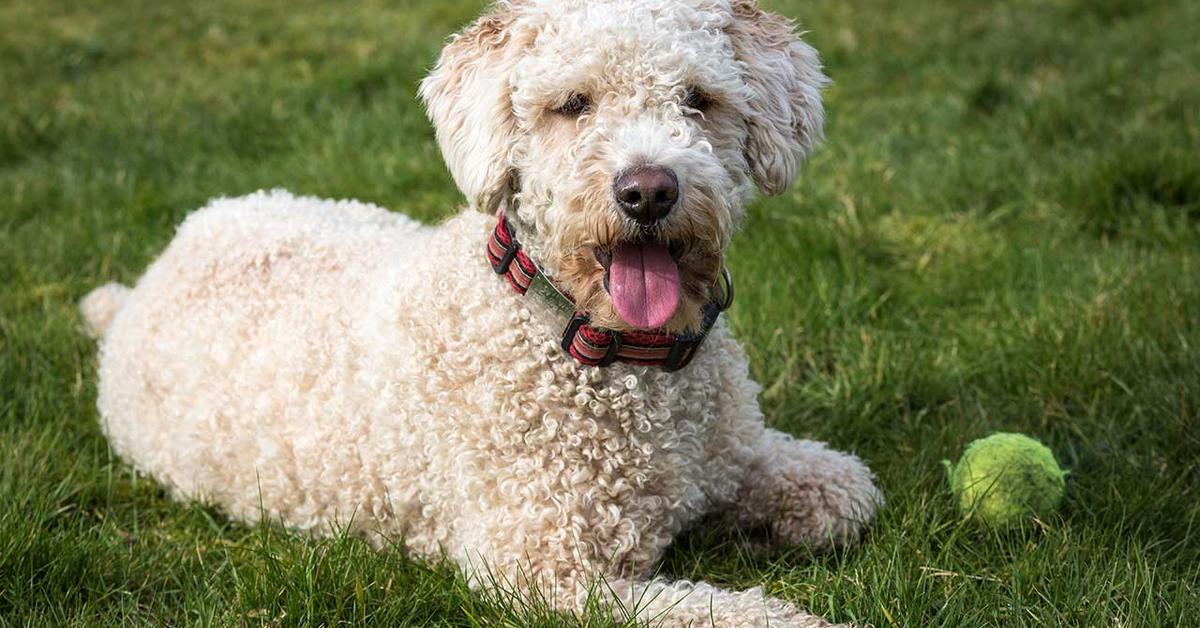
[663,336,700,372]
[493,219,520,275]
[561,314,586,354]
[561,313,623,366]
[662,338,700,374]
[662,301,722,371]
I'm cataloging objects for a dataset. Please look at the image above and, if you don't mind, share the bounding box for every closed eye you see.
[682,87,713,114]
[553,93,592,117]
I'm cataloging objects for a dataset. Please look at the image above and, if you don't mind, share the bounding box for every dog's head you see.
[421,0,827,333]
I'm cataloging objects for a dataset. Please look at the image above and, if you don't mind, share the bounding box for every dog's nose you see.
[613,166,679,225]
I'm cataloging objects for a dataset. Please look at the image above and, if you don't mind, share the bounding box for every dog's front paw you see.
[635,583,846,628]
[737,431,883,551]
[715,587,847,628]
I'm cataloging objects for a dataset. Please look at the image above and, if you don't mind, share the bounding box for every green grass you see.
[3,0,1199,624]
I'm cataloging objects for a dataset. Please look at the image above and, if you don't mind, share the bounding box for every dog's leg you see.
[470,568,839,627]
[731,429,882,551]
[600,577,842,627]
[454,524,839,626]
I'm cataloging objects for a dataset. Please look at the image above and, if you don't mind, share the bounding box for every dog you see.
[80,0,881,625]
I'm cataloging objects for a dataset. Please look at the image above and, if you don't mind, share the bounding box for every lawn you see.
[2,0,1199,624]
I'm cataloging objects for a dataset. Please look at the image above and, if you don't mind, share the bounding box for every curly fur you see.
[83,1,881,625]
[420,0,827,333]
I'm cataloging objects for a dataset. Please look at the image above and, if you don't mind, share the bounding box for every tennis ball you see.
[943,432,1067,527]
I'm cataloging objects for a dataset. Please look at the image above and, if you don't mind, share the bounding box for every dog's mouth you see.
[593,239,686,330]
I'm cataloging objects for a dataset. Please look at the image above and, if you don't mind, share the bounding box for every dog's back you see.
[89,190,431,536]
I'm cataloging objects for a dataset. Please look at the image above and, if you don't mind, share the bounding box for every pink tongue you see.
[608,242,681,329]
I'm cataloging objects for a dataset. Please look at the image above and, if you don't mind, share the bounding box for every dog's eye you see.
[554,93,592,117]
[682,87,712,113]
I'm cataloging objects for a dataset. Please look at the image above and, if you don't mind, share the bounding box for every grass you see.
[2,0,1199,624]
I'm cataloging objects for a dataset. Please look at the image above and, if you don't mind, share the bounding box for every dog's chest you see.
[362,213,746,538]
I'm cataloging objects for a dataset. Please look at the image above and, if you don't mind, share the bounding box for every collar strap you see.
[486,213,731,371]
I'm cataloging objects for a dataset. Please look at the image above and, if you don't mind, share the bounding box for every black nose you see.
[613,165,679,225]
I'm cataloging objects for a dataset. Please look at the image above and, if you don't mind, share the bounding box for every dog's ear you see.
[420,5,523,212]
[727,0,829,197]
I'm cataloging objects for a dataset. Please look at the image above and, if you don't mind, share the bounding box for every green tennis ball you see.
[943,433,1067,527]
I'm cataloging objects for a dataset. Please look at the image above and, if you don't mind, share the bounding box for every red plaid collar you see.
[486,213,731,371]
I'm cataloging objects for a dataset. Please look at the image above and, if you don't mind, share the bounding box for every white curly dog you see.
[82,0,881,625]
